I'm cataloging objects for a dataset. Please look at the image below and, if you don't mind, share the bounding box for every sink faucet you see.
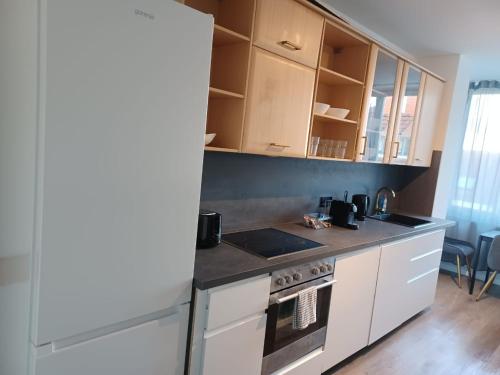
[374,187,396,214]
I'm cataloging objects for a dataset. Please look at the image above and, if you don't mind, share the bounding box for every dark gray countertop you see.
[193,215,454,290]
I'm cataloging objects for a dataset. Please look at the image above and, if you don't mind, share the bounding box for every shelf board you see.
[308,155,353,162]
[318,67,364,86]
[314,113,358,125]
[204,146,239,153]
[213,24,250,47]
[209,87,245,99]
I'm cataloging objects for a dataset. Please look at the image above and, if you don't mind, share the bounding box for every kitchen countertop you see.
[193,214,454,290]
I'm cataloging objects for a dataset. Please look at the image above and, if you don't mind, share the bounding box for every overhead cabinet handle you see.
[392,141,400,158]
[270,142,291,148]
[275,280,337,304]
[278,40,302,51]
[360,136,367,156]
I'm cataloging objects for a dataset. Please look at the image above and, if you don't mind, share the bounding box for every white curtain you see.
[447,81,500,267]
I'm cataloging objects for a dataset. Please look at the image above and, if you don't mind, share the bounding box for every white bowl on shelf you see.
[205,133,216,145]
[326,107,350,119]
[314,102,330,115]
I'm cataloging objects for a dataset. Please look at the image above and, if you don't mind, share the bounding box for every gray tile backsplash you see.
[199,152,426,232]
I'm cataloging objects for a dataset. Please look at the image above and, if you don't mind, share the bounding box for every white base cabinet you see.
[189,230,446,374]
[322,246,381,372]
[202,313,267,375]
[189,275,271,375]
[369,230,445,344]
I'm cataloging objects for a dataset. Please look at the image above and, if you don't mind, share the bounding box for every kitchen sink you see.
[368,213,433,228]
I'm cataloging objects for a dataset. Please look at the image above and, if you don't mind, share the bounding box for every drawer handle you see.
[278,40,302,51]
[392,141,400,158]
[270,142,291,148]
[360,136,367,156]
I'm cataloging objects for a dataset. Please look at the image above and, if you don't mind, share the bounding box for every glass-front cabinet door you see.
[390,63,424,164]
[357,47,403,163]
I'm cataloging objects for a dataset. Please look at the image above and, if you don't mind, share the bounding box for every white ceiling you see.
[322,0,500,79]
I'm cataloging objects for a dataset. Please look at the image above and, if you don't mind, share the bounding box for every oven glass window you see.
[264,285,331,356]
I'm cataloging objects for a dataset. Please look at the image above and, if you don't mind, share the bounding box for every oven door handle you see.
[275,279,337,304]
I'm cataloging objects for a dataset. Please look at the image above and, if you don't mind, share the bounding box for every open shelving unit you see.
[183,0,256,152]
[308,20,371,161]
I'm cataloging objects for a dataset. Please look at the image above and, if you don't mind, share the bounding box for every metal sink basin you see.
[368,213,433,228]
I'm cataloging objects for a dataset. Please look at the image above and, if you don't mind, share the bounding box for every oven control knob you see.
[319,265,328,273]
[326,264,334,272]
[311,267,320,275]
[293,273,302,281]
[284,275,293,284]
[275,277,286,286]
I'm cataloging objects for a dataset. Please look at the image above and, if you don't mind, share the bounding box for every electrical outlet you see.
[319,196,333,208]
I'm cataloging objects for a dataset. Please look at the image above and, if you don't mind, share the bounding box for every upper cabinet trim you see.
[296,0,445,82]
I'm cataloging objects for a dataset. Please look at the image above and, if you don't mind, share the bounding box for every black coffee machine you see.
[352,194,370,221]
[330,191,359,230]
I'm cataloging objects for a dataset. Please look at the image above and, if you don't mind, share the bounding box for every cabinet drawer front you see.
[202,314,267,375]
[243,48,316,157]
[254,0,324,68]
[408,248,442,281]
[383,230,445,261]
[272,348,323,375]
[406,267,440,316]
[206,276,271,331]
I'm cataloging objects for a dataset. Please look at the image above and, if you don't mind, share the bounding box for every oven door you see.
[262,276,334,374]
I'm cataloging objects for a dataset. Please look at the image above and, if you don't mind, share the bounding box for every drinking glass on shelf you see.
[338,140,348,159]
[326,139,335,158]
[318,139,328,157]
[328,140,337,158]
[310,136,320,156]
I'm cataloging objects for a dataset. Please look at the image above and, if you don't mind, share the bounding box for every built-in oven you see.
[262,257,336,374]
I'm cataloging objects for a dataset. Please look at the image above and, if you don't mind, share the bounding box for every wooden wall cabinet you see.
[358,53,443,167]
[242,47,316,157]
[389,63,425,165]
[183,0,445,165]
[308,21,370,161]
[253,0,324,69]
[184,0,256,152]
[411,74,444,167]
[356,46,404,163]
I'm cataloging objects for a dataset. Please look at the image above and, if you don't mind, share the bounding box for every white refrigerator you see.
[4,0,212,374]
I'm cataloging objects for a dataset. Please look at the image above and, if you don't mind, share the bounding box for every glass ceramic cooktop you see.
[222,228,324,259]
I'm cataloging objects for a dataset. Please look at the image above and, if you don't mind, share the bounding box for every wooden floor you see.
[326,273,500,375]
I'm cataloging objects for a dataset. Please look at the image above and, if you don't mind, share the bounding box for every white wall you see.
[417,55,471,218]
[0,0,37,374]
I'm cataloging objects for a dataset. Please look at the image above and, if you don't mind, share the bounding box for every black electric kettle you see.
[352,194,370,221]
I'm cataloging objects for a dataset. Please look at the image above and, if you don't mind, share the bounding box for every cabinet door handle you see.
[392,141,400,158]
[360,136,367,156]
[270,142,291,148]
[278,40,302,51]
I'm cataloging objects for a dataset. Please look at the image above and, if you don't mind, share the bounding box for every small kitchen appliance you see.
[352,194,370,221]
[196,210,222,249]
[330,191,359,230]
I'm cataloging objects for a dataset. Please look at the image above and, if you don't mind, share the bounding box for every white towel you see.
[292,286,317,330]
